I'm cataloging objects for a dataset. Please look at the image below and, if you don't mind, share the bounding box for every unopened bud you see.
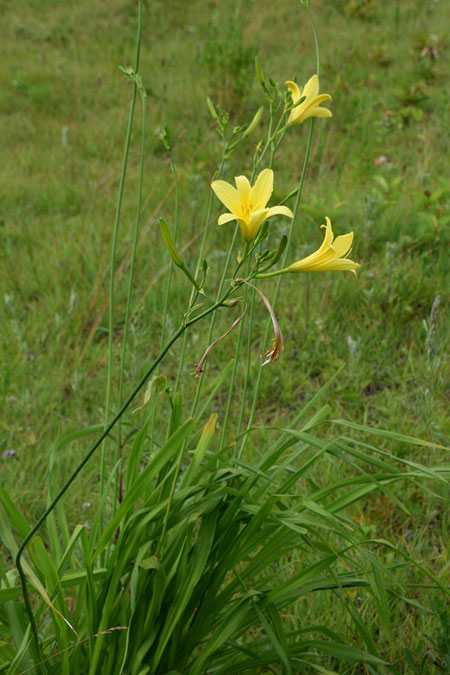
[160,123,171,151]
[255,57,265,87]
[160,218,183,267]
[243,106,263,138]
[270,235,288,266]
[119,65,134,77]
[255,57,273,102]
[206,96,219,121]
[255,220,269,245]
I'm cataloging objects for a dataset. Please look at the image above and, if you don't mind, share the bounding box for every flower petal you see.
[218,212,237,226]
[302,74,319,100]
[309,94,332,105]
[236,217,251,241]
[287,106,305,125]
[301,95,332,121]
[331,231,354,257]
[287,256,360,273]
[285,218,335,271]
[310,107,333,118]
[286,80,301,103]
[211,180,241,215]
[266,205,294,219]
[286,257,317,272]
[247,208,269,240]
[250,169,273,210]
[234,175,251,207]
[316,217,334,255]
[321,258,360,271]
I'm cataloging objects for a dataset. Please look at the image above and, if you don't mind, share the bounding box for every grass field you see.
[1,0,448,671]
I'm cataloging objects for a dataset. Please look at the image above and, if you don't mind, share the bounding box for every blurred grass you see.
[0,0,448,667]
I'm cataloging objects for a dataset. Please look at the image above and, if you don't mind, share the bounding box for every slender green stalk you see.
[175,139,229,394]
[114,82,147,511]
[302,3,320,338]
[236,266,255,436]
[193,133,228,279]
[149,148,180,450]
[219,257,252,449]
[160,150,180,349]
[308,4,320,79]
[101,0,143,503]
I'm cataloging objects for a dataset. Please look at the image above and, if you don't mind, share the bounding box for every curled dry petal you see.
[236,278,284,365]
[194,305,247,377]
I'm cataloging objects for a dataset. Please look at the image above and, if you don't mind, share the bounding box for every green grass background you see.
[0,0,448,667]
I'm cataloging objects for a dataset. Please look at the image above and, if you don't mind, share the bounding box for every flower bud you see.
[243,107,263,138]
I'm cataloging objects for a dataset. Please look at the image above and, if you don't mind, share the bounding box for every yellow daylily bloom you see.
[285,218,360,274]
[211,169,293,242]
[286,74,332,125]
[257,218,360,277]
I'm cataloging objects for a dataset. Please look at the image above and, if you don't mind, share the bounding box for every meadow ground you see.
[1,0,448,670]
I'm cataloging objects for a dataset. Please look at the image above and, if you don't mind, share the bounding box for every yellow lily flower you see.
[257,218,360,277]
[211,168,293,242]
[286,217,359,274]
[286,74,332,125]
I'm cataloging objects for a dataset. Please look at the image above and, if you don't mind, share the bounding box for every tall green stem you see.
[189,227,238,413]
[236,263,256,440]
[219,256,251,449]
[101,0,143,504]
[115,83,146,510]
[308,4,320,78]
[160,151,180,350]
[176,141,228,394]
[149,148,180,450]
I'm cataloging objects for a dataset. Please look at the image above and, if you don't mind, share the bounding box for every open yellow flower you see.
[258,218,360,277]
[211,169,293,242]
[286,74,332,125]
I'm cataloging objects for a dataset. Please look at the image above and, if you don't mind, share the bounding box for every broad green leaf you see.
[331,419,449,451]
[95,418,195,556]
[180,414,218,488]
